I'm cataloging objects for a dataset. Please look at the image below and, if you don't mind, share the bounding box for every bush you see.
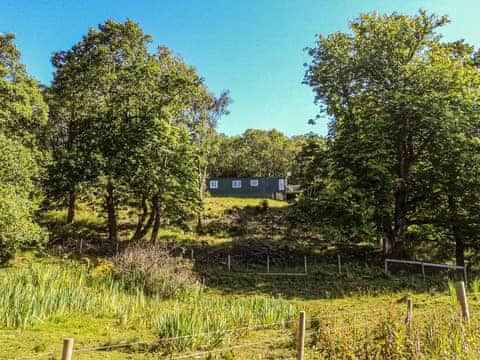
[0,135,47,263]
[111,244,199,299]
[261,199,269,213]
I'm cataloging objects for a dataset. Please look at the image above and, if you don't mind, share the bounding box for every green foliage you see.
[157,295,295,352]
[0,33,47,146]
[0,34,47,262]
[210,129,303,178]
[0,263,149,328]
[291,133,329,188]
[303,10,480,257]
[0,136,47,261]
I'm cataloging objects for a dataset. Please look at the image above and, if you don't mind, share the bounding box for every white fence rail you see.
[385,258,467,282]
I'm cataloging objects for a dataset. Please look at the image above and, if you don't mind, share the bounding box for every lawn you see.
[1,197,477,359]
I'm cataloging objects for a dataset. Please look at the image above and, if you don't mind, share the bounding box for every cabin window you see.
[232,180,242,188]
[278,178,285,191]
[250,179,259,187]
[209,180,218,189]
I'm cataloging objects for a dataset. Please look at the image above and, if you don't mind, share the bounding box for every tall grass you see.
[0,260,296,356]
[306,295,480,359]
[156,295,296,351]
[0,263,151,328]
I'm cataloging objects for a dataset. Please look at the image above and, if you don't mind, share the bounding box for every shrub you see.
[111,244,199,299]
[261,199,269,213]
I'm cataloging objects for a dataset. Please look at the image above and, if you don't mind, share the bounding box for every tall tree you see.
[48,21,225,244]
[304,11,480,255]
[210,129,301,178]
[48,20,155,242]
[150,47,231,232]
[0,34,47,262]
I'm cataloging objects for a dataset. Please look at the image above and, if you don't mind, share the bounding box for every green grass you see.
[0,262,155,329]
[5,197,480,359]
[2,254,480,359]
[156,295,295,352]
[0,256,295,359]
[203,196,288,217]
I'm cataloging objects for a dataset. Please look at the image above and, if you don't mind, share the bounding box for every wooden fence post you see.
[297,311,306,360]
[267,255,270,273]
[405,298,413,325]
[61,338,74,360]
[338,255,342,275]
[384,259,388,274]
[421,263,425,282]
[227,254,231,271]
[304,256,307,274]
[191,248,194,260]
[455,281,470,322]
[79,238,83,254]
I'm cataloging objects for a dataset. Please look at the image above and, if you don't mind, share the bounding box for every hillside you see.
[0,197,477,359]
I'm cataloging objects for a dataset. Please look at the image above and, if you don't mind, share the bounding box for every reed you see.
[156,295,296,351]
[0,263,152,328]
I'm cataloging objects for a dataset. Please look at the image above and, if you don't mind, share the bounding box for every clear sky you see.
[1,0,479,136]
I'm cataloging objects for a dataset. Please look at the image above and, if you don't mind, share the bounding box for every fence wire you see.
[11,289,476,359]
[169,335,292,359]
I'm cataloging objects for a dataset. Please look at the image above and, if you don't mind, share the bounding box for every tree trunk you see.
[66,189,76,224]
[106,179,118,243]
[135,195,158,240]
[196,162,207,233]
[394,182,408,251]
[196,215,204,234]
[448,194,465,267]
[150,199,160,244]
[393,135,411,254]
[455,230,465,267]
[132,198,148,241]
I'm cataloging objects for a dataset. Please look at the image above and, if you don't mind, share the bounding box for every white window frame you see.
[250,179,259,187]
[209,180,218,189]
[232,180,242,189]
[278,178,285,191]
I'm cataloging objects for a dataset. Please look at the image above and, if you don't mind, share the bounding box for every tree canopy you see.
[0,33,47,261]
[209,129,303,178]
[45,20,229,243]
[303,10,480,262]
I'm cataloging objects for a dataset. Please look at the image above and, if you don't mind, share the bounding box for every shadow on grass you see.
[190,237,462,300]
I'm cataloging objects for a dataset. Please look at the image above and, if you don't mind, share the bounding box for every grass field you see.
[1,197,478,359]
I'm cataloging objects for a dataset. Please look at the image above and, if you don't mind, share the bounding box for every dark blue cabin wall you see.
[206,176,287,198]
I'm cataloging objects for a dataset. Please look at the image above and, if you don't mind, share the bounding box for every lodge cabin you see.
[207,176,289,200]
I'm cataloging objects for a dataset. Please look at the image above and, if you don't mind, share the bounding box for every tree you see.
[291,133,329,191]
[0,34,47,262]
[44,85,100,224]
[304,11,480,256]
[150,47,231,232]
[48,20,157,242]
[407,42,480,265]
[48,21,224,244]
[0,33,47,145]
[209,129,301,178]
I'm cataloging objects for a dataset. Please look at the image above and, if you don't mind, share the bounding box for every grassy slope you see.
[1,197,476,359]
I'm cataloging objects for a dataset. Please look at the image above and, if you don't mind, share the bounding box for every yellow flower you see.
[91,259,113,278]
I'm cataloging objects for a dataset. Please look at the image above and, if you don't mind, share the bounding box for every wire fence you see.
[10,282,479,360]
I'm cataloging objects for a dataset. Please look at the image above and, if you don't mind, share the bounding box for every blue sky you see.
[1,0,479,136]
